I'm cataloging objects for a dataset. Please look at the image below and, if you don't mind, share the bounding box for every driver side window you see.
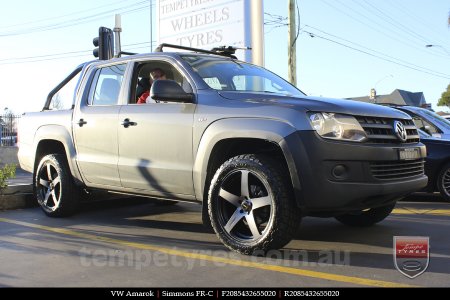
[412,116,438,134]
[131,61,192,104]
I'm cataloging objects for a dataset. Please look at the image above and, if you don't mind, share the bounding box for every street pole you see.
[288,0,297,85]
[113,14,122,58]
[150,0,153,51]
[250,0,264,67]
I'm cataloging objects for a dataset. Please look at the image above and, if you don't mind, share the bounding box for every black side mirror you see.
[150,80,194,103]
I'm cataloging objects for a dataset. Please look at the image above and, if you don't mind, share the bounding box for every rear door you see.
[73,63,127,187]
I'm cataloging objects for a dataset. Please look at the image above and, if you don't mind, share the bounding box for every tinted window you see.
[89,64,126,106]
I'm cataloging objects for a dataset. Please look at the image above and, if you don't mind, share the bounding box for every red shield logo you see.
[394,236,429,278]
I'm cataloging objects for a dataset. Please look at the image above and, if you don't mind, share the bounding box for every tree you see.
[438,84,450,107]
[50,93,64,110]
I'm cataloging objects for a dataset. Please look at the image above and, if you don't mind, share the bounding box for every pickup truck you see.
[18,45,428,255]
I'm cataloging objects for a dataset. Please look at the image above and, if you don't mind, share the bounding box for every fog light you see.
[332,164,348,179]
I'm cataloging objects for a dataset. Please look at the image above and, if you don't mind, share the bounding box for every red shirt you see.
[137,91,150,104]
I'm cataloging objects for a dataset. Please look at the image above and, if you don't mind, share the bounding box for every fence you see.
[0,114,21,147]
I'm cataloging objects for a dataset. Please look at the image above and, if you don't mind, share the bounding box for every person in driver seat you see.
[137,68,166,104]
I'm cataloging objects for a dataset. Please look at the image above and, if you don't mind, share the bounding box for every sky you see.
[0,0,449,114]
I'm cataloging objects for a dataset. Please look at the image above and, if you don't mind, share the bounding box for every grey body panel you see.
[72,105,122,187]
[17,110,83,184]
[117,103,195,195]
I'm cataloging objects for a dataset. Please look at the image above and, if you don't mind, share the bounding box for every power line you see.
[303,29,450,80]
[0,42,151,65]
[0,0,138,30]
[321,0,449,60]
[387,0,450,47]
[358,0,431,45]
[0,1,150,37]
[304,24,450,78]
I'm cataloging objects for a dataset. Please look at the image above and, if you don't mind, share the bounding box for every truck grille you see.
[370,160,424,180]
[356,116,420,144]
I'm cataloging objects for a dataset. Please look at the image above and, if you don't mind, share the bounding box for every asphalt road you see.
[0,194,449,287]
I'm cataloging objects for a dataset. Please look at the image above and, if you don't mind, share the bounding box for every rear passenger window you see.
[49,70,81,110]
[88,64,126,106]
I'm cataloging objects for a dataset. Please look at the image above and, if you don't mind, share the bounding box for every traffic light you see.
[93,26,114,60]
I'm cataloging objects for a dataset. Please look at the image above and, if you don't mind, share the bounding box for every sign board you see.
[156,0,263,63]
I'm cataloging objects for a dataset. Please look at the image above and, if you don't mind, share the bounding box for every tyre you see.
[335,203,396,227]
[437,162,450,202]
[35,154,79,217]
[208,154,301,255]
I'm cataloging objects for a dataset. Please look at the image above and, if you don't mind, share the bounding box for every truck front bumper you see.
[280,131,428,215]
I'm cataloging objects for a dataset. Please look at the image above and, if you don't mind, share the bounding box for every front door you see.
[117,103,195,196]
[117,60,195,197]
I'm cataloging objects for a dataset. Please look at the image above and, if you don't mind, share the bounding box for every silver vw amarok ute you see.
[18,45,427,254]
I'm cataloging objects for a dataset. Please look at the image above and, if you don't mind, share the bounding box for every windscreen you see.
[181,55,305,97]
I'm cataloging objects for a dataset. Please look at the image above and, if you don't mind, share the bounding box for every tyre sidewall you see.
[35,154,78,217]
[208,155,294,254]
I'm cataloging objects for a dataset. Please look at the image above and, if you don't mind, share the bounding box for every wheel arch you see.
[436,159,450,194]
[33,125,83,186]
[193,118,300,205]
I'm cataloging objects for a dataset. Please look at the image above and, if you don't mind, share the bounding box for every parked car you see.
[418,129,450,201]
[393,106,450,139]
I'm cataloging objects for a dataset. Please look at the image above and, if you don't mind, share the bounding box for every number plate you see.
[398,148,421,160]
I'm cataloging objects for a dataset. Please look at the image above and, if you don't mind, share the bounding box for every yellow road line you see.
[393,208,450,216]
[0,217,415,288]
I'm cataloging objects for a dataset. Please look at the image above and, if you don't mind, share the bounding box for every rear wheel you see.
[335,203,396,227]
[208,154,301,255]
[437,162,450,202]
[35,154,79,217]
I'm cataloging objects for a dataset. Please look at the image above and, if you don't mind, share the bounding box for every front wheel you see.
[335,203,396,227]
[208,154,301,255]
[35,154,79,217]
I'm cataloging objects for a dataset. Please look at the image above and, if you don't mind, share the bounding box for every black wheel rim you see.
[216,169,273,243]
[37,162,62,211]
[442,168,450,197]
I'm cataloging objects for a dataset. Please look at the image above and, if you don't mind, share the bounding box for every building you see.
[347,89,428,107]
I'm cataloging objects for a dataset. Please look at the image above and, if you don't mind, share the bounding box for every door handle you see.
[77,119,87,127]
[121,118,137,128]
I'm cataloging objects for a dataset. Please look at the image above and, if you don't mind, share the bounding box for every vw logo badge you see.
[394,121,408,142]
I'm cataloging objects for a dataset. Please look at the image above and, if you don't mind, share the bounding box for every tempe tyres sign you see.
[156,0,264,64]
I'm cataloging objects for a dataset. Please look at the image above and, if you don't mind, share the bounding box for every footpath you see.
[0,168,33,210]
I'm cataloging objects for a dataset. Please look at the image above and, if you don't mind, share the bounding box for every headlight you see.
[308,112,368,142]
